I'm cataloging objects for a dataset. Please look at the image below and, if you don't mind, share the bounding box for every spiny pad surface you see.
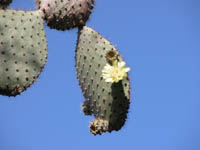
[36,0,94,30]
[0,10,48,96]
[76,26,130,135]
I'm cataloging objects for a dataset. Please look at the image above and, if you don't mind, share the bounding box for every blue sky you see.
[0,0,200,150]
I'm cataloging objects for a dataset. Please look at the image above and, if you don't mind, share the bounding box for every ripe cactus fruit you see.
[75,26,130,135]
[0,0,12,9]
[0,10,48,96]
[36,0,94,30]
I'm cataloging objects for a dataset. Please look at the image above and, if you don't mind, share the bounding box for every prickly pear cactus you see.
[76,26,130,135]
[36,0,94,30]
[0,9,48,96]
[0,0,12,9]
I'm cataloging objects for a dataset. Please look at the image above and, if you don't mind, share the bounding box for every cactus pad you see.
[36,0,94,30]
[0,10,48,96]
[75,26,130,135]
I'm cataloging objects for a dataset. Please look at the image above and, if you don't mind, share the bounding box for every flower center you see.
[112,67,120,76]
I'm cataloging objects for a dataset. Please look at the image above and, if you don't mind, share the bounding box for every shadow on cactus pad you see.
[0,0,12,9]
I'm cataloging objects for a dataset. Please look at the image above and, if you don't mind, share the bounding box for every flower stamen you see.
[102,60,130,83]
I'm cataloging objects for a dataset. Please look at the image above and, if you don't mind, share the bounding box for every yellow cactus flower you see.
[102,61,130,83]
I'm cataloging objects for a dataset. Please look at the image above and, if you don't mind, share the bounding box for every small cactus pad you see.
[36,0,94,30]
[75,26,130,135]
[89,119,109,135]
[0,0,12,9]
[0,10,48,96]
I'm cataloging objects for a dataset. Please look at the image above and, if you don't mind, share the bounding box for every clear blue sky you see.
[0,0,200,150]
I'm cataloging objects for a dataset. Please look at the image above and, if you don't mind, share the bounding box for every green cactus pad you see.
[0,10,48,96]
[36,0,94,30]
[75,26,130,135]
[0,0,12,9]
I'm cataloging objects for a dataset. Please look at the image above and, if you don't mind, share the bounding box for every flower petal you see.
[105,78,113,83]
[102,61,130,83]
[104,64,113,70]
[118,61,125,67]
[124,67,130,72]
